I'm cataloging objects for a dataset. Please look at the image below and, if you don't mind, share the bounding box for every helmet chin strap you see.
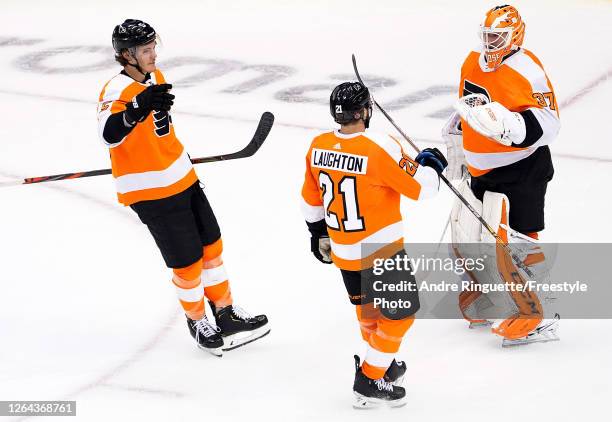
[126,49,146,78]
[127,60,145,77]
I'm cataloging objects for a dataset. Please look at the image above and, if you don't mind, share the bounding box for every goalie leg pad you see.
[481,190,510,243]
[450,178,483,245]
[452,180,494,323]
[458,287,494,323]
[453,187,545,334]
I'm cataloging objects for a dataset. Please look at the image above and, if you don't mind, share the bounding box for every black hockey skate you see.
[186,315,224,357]
[384,359,406,386]
[209,301,270,352]
[353,355,406,409]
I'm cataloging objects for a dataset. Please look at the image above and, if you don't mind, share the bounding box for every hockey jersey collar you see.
[479,47,522,72]
[334,130,363,139]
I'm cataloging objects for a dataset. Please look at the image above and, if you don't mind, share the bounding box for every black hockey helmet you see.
[112,19,156,54]
[330,82,373,127]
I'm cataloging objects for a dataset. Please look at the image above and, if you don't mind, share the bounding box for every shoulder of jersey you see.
[461,46,483,70]
[503,48,549,91]
[361,130,404,160]
[309,130,403,162]
[309,130,333,148]
[99,72,137,102]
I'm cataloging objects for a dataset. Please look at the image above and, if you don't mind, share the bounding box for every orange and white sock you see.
[202,238,233,309]
[172,259,205,320]
[362,315,415,380]
[356,303,380,342]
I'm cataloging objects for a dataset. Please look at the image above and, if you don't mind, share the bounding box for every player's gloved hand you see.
[125,83,175,123]
[455,100,526,146]
[312,236,332,264]
[415,148,448,175]
[306,219,332,264]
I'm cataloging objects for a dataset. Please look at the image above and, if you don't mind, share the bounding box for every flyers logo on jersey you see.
[99,101,111,112]
[153,110,172,137]
[399,152,418,176]
[311,148,368,175]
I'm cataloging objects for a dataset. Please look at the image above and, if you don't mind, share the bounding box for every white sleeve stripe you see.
[97,109,127,148]
[301,197,324,223]
[527,106,560,147]
[98,74,134,148]
[414,166,439,200]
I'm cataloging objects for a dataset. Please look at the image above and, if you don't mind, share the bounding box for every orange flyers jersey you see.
[97,69,197,206]
[301,130,439,271]
[460,48,560,176]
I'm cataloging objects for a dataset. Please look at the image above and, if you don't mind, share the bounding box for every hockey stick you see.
[0,111,274,188]
[351,55,534,278]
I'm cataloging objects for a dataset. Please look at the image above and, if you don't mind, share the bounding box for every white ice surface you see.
[1,0,611,421]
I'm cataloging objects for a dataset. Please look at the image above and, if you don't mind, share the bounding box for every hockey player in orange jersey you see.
[96,19,269,356]
[443,5,561,346]
[301,82,446,407]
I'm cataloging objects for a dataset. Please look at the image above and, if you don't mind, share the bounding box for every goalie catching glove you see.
[454,95,526,146]
[441,111,467,181]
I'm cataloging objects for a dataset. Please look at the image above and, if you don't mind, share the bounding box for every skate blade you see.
[469,320,493,329]
[197,344,223,357]
[353,393,407,409]
[502,316,560,347]
[221,325,271,352]
[502,331,560,348]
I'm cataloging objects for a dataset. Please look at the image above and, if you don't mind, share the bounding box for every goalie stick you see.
[351,55,535,279]
[0,111,274,188]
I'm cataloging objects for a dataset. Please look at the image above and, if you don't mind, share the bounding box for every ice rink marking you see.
[0,170,185,417]
[0,87,610,165]
[2,62,611,417]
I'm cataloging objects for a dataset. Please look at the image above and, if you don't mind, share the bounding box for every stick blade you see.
[253,111,275,149]
[197,111,275,163]
[237,111,274,158]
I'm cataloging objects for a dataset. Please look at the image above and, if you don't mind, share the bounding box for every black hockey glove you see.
[306,219,332,264]
[415,147,448,175]
[125,83,175,124]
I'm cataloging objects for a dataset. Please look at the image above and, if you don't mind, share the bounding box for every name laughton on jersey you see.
[311,148,368,174]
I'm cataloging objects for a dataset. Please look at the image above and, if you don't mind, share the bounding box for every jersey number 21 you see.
[319,172,365,232]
